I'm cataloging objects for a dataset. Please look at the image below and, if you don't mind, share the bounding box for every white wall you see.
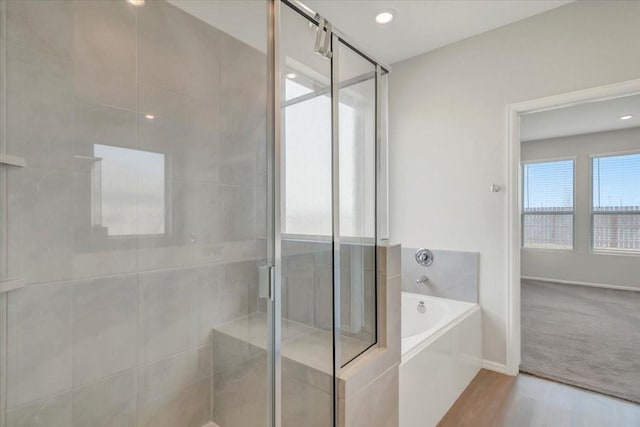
[389,1,640,366]
[521,127,640,289]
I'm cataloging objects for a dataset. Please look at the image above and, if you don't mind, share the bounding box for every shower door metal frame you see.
[329,31,341,427]
[268,1,390,426]
[266,1,281,426]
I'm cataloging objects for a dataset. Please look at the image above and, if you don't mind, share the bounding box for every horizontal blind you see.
[522,160,574,249]
[592,153,640,252]
[523,160,574,212]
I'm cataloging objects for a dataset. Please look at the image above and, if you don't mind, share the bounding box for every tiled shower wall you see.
[281,240,377,354]
[0,1,266,426]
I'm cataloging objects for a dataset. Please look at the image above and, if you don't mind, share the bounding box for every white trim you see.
[522,276,640,292]
[482,360,509,375]
[521,246,576,253]
[506,78,640,377]
[521,155,578,164]
[590,248,640,257]
[589,148,640,159]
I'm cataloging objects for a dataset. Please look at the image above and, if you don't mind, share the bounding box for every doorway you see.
[506,80,640,404]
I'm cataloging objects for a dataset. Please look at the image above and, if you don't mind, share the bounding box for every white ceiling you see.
[169,0,572,66]
[304,0,573,64]
[521,94,640,142]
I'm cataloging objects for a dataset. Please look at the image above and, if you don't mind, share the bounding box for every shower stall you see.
[0,0,389,426]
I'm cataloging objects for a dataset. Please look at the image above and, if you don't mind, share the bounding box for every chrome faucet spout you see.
[416,275,429,285]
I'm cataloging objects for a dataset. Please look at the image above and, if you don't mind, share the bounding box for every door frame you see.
[505,78,640,376]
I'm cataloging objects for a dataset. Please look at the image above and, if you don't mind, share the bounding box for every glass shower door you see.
[336,40,378,367]
[273,2,384,425]
[277,4,335,427]
[0,1,273,427]
[0,0,387,425]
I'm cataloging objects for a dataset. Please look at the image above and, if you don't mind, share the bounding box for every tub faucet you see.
[416,275,429,285]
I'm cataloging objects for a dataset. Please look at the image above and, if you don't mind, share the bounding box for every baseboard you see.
[521,276,640,292]
[482,359,509,375]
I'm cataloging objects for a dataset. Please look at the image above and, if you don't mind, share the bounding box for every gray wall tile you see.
[72,275,137,386]
[2,1,268,425]
[71,369,137,427]
[137,180,224,272]
[138,379,211,427]
[212,352,268,427]
[219,35,265,188]
[6,392,72,427]
[7,166,78,286]
[6,0,73,59]
[5,44,76,172]
[282,374,332,427]
[401,247,478,303]
[221,261,258,322]
[71,0,137,110]
[138,0,221,103]
[7,283,73,407]
[343,365,398,427]
[222,185,256,242]
[138,83,220,184]
[285,267,315,325]
[138,268,201,363]
[138,346,211,404]
[0,292,6,425]
[197,265,224,345]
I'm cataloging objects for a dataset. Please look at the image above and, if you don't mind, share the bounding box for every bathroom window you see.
[283,76,332,236]
[283,74,373,238]
[592,153,640,253]
[522,159,575,249]
[93,144,166,236]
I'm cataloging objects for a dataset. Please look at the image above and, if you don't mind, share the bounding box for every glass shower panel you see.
[337,42,378,366]
[0,1,270,426]
[280,5,333,427]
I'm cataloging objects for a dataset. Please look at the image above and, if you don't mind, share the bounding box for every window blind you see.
[522,160,574,249]
[592,153,640,252]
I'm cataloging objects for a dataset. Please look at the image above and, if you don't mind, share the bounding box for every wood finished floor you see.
[438,370,640,427]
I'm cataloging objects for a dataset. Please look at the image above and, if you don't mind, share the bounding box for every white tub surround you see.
[399,293,481,427]
[401,293,478,361]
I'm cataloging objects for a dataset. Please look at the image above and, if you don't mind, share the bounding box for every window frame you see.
[589,149,640,256]
[521,156,576,251]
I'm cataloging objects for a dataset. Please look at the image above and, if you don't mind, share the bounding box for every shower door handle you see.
[259,264,274,300]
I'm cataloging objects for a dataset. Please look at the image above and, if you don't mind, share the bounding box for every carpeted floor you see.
[521,279,640,403]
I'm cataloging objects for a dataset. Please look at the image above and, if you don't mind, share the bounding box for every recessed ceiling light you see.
[286,72,297,79]
[375,9,395,24]
[619,115,633,120]
[127,0,145,6]
[145,114,155,120]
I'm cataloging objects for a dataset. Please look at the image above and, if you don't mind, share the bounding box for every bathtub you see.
[399,292,482,427]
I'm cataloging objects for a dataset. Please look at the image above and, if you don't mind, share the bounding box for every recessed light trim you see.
[286,72,297,79]
[127,0,145,6]
[619,115,633,120]
[375,9,395,24]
